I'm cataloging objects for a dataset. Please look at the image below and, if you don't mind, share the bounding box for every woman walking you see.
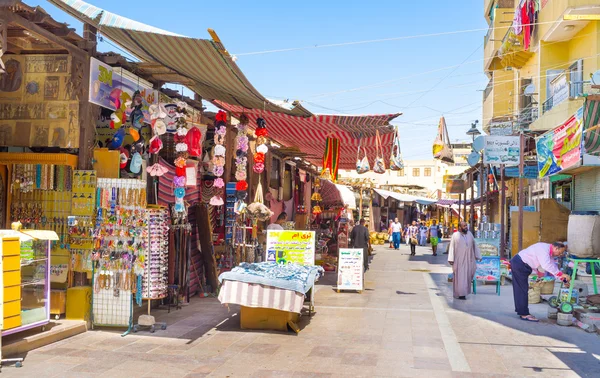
[408,221,419,256]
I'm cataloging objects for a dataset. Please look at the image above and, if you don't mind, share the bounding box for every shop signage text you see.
[337,248,364,291]
[266,230,315,265]
[536,107,583,178]
[483,136,520,165]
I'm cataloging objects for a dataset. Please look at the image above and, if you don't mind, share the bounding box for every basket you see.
[539,280,555,295]
[528,287,541,304]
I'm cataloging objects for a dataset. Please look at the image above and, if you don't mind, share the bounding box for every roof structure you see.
[47,0,311,116]
[215,101,401,169]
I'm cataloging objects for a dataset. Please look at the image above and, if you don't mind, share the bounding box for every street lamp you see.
[466,120,481,142]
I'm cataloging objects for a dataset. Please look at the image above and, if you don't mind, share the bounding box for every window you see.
[424,168,432,177]
[569,60,583,98]
[396,168,405,177]
[412,168,420,177]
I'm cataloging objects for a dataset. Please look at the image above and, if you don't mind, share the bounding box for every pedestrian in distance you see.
[350,218,371,272]
[408,221,419,256]
[419,222,428,246]
[448,221,481,300]
[388,220,394,249]
[510,242,570,322]
[404,225,410,247]
[390,218,402,250]
[428,220,440,256]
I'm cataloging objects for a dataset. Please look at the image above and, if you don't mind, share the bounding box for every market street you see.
[2,243,599,378]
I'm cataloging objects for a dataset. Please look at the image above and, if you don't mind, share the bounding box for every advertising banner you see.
[89,57,157,123]
[536,107,583,178]
[266,230,316,265]
[483,136,520,165]
[337,248,364,291]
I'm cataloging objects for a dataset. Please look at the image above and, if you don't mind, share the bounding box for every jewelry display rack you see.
[91,179,147,336]
[133,206,168,333]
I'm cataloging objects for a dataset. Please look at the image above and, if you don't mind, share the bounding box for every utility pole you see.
[518,132,525,252]
[500,165,506,258]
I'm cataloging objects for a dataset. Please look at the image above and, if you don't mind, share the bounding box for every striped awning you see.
[583,97,600,155]
[215,102,400,169]
[48,0,311,116]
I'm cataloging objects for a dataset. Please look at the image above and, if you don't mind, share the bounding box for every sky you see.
[31,0,489,160]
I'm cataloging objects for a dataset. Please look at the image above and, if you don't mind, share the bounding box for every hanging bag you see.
[356,138,370,174]
[373,130,386,174]
[389,128,404,171]
[432,117,455,164]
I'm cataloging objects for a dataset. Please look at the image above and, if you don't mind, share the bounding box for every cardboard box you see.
[240,306,299,332]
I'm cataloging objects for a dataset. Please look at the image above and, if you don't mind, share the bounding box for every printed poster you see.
[89,57,157,123]
[337,248,364,291]
[536,107,584,178]
[266,230,315,265]
[483,136,520,165]
[475,238,500,257]
[475,256,501,282]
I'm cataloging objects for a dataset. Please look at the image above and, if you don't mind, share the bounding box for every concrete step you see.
[2,319,87,357]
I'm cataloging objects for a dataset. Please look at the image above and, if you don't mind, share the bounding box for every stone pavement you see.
[2,243,600,377]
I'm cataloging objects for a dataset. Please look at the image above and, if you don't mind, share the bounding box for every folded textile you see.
[218,262,324,294]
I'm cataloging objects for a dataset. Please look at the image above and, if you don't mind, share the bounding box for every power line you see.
[233,20,564,57]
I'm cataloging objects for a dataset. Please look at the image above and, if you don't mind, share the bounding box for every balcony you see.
[484,4,516,71]
[497,25,534,69]
[517,104,539,130]
[538,0,600,42]
[530,98,584,132]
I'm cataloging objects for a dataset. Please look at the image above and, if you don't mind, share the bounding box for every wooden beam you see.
[3,11,86,58]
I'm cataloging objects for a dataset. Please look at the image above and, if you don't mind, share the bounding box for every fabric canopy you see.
[48,0,311,116]
[373,188,436,205]
[319,180,356,209]
[216,102,400,169]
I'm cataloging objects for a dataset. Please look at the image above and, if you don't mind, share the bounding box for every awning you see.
[216,102,400,169]
[320,180,356,209]
[436,199,457,207]
[48,0,311,116]
[583,97,600,155]
[373,189,437,205]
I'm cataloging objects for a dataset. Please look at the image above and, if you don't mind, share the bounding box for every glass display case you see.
[1,230,55,335]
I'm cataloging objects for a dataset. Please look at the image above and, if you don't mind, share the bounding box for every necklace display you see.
[143,207,169,300]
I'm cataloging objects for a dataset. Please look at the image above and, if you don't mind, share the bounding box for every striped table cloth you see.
[218,280,305,313]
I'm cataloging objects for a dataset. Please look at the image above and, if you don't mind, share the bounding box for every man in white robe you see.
[448,222,482,299]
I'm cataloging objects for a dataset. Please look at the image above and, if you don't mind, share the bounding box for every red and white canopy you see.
[215,101,401,169]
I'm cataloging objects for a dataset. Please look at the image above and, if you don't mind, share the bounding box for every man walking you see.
[448,222,481,299]
[350,218,371,272]
[428,220,440,256]
[390,218,402,250]
[510,242,569,322]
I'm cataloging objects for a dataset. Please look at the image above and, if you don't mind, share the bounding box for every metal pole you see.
[485,166,489,219]
[458,193,461,224]
[359,185,364,220]
[470,172,475,231]
[500,165,506,258]
[518,132,525,252]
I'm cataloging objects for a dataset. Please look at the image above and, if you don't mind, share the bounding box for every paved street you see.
[3,243,600,378]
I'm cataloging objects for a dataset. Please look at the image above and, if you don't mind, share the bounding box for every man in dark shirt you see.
[350,218,371,272]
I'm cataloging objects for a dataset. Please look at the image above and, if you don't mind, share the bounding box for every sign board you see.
[510,206,536,212]
[483,136,520,165]
[446,178,466,193]
[536,107,583,178]
[89,57,157,123]
[475,256,501,281]
[475,238,500,257]
[550,72,569,109]
[266,230,316,265]
[337,248,364,291]
[489,122,514,136]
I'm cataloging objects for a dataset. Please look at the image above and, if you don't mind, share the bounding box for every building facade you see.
[483,0,600,212]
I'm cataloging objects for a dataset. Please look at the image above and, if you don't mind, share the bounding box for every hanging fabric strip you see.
[322,137,340,182]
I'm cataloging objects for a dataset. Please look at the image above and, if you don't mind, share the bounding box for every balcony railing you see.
[484,27,493,46]
[518,105,539,129]
[483,79,494,102]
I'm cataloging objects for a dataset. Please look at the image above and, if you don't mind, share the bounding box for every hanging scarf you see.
[322,137,340,181]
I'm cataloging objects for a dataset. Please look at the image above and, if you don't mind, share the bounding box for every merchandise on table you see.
[219,262,324,294]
